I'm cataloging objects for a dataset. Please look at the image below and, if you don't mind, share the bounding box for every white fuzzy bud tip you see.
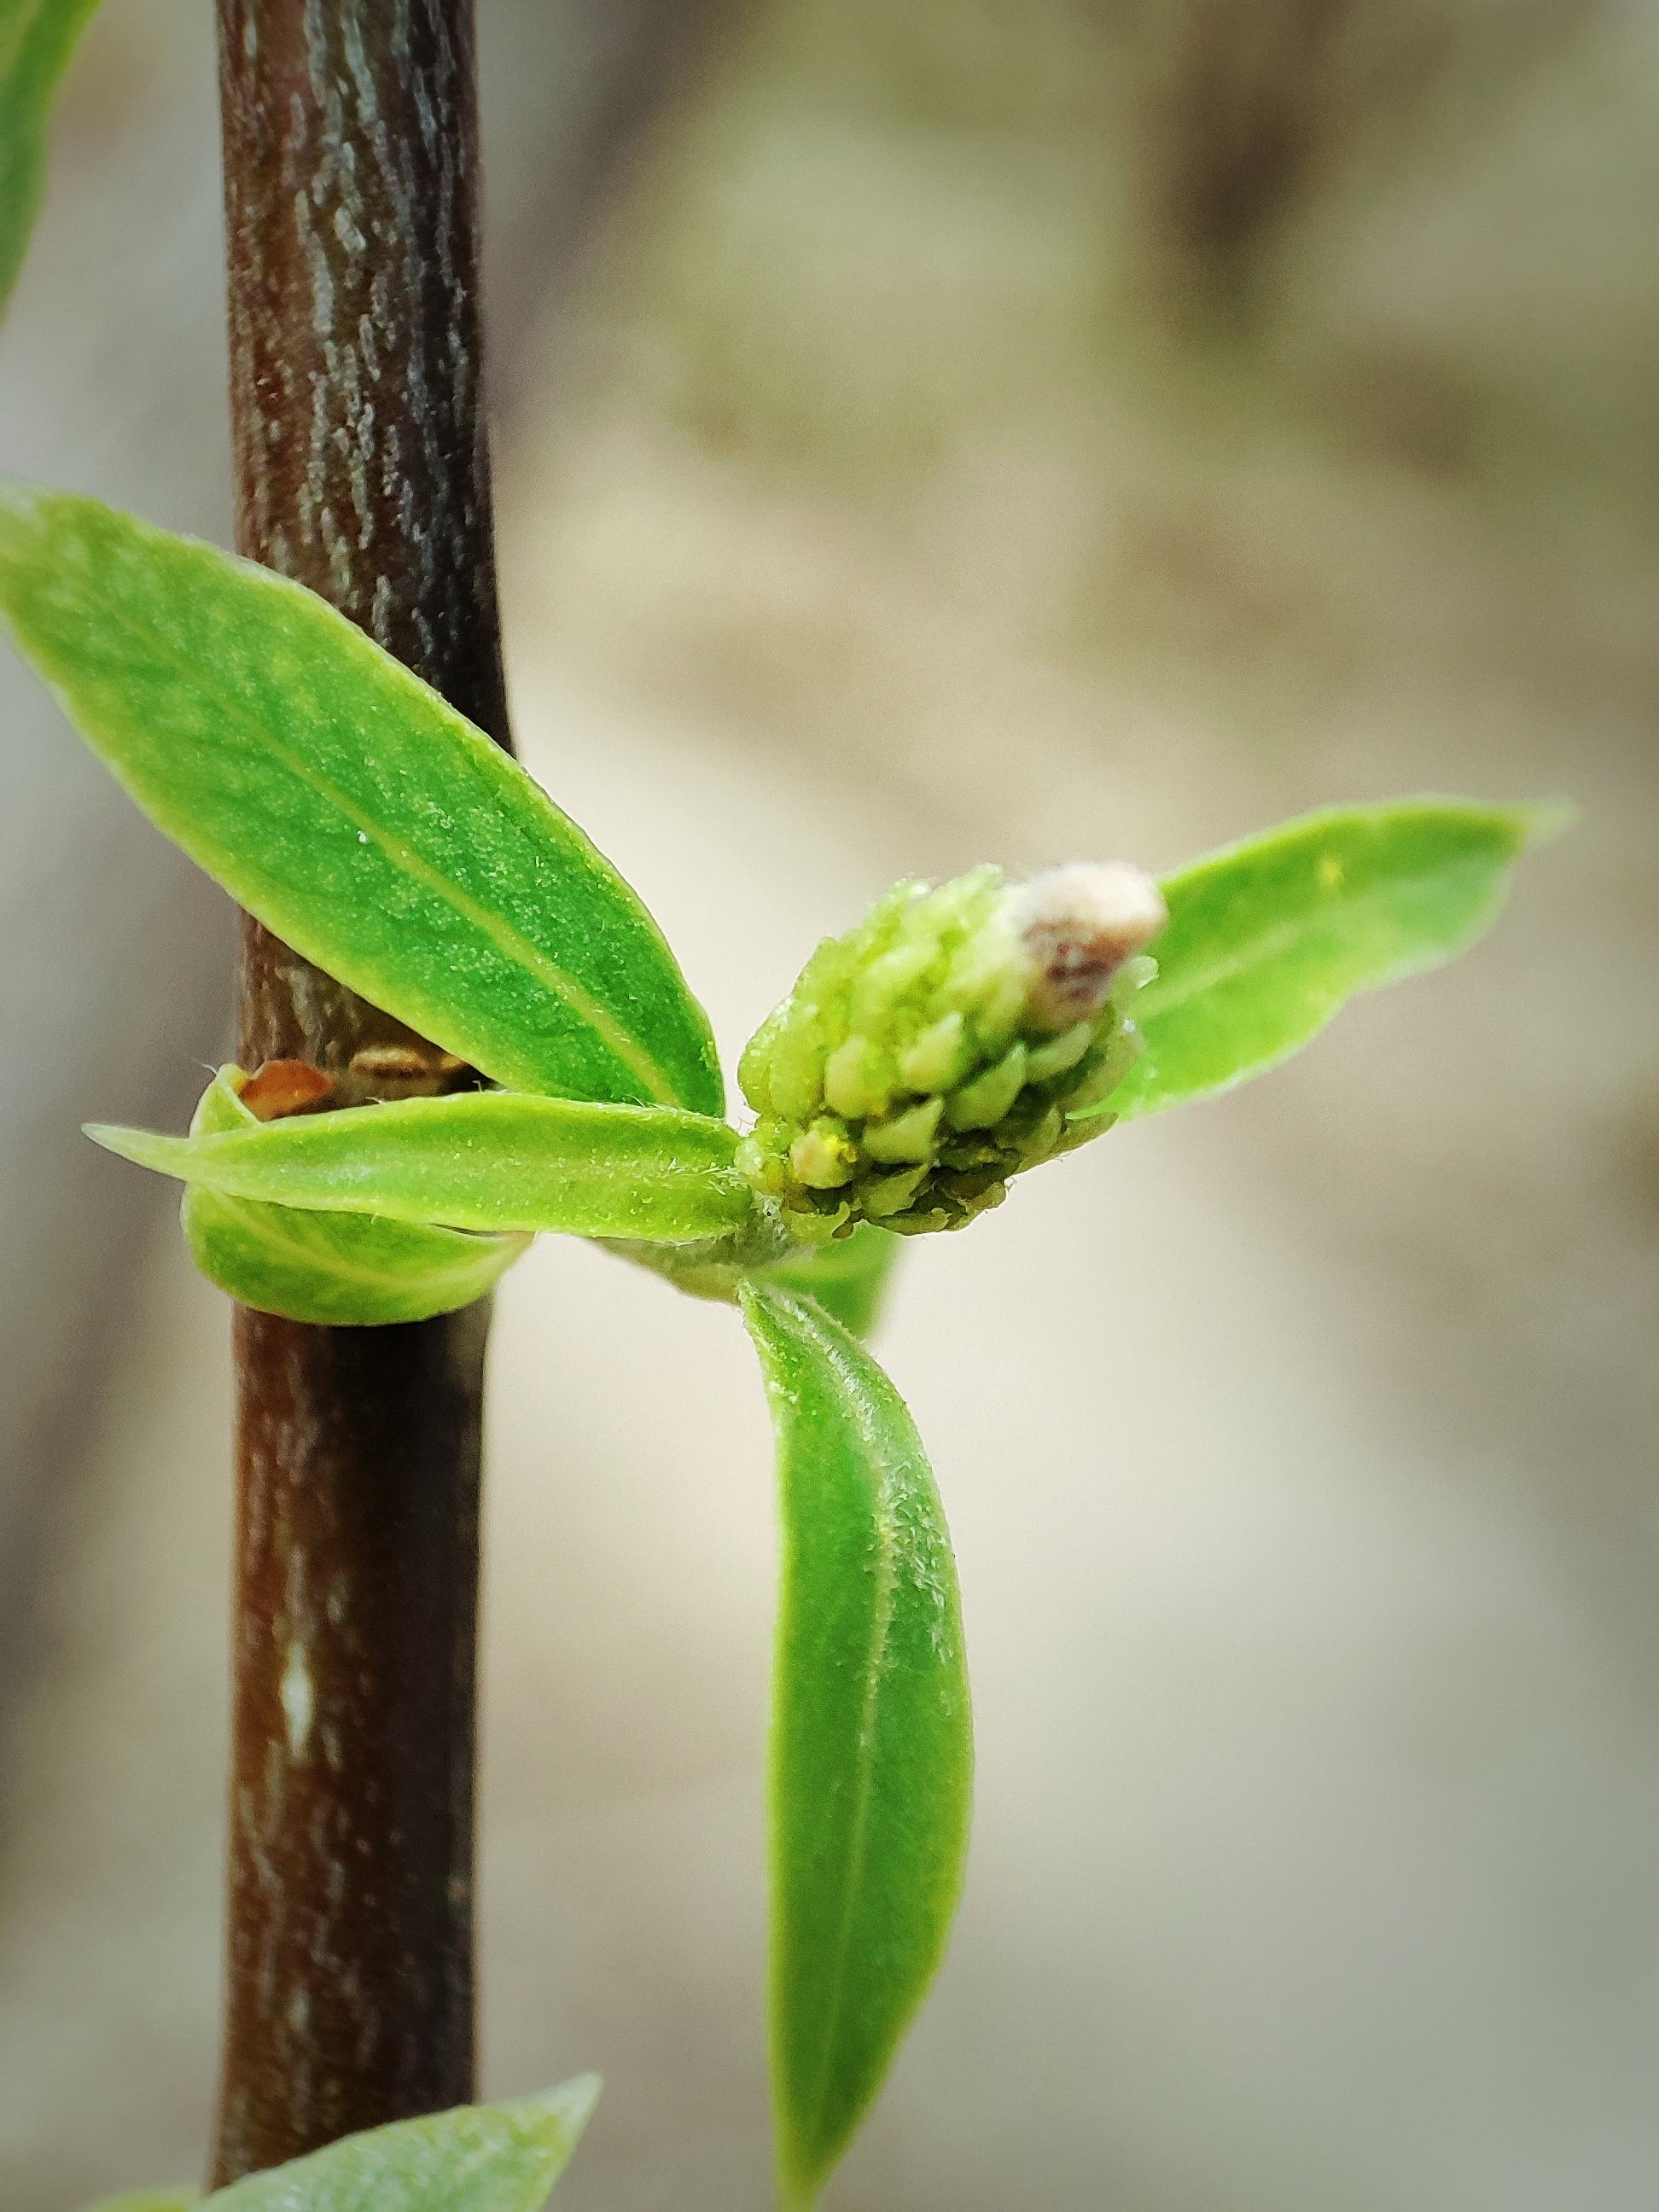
[1009,862,1167,1031]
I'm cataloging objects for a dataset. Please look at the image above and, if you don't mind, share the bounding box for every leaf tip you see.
[83,1120,143,1160]
[774,2158,824,2212]
[84,1121,186,1183]
[0,473,43,564]
[1518,797,1578,851]
[529,2069,603,2138]
[509,2071,602,2186]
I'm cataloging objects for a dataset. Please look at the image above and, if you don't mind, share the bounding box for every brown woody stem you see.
[210,0,508,2181]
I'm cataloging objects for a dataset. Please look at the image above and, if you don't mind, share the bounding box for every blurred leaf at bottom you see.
[206,2077,599,2211]
[77,2196,198,2212]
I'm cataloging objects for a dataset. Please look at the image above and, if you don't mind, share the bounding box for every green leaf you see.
[758,1223,902,1340]
[90,1090,754,1244]
[1099,797,1566,1121]
[180,1069,532,1324]
[740,1282,972,2210]
[205,2077,599,2211]
[77,2196,197,2212]
[0,483,722,1115]
[1,0,102,315]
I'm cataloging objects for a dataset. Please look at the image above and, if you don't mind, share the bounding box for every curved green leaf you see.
[741,1281,972,2210]
[758,1223,902,1340]
[180,1069,532,1324]
[0,483,722,1115]
[1,0,102,315]
[90,1090,753,1243]
[206,2077,599,2212]
[1099,797,1565,1121]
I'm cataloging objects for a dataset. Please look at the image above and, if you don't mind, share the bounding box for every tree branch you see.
[211,0,508,2180]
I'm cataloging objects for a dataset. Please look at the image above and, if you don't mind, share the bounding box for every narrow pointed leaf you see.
[741,1282,972,2210]
[1,0,102,314]
[0,484,723,1114]
[90,1090,753,1243]
[1097,797,1564,1121]
[180,1069,532,1324]
[205,2077,600,2212]
[759,1223,902,1340]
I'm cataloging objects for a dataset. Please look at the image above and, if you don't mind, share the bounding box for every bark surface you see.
[212,0,509,2181]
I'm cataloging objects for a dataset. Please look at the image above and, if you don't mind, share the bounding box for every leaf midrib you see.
[795,1307,902,2144]
[168,1109,736,1176]
[125,1129,742,1231]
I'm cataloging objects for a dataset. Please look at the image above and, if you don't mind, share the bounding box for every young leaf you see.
[1098,797,1564,1121]
[205,2077,599,2212]
[1,0,102,315]
[90,1091,754,1243]
[180,1069,532,1324]
[740,1282,972,2210]
[759,1223,902,1340]
[77,2196,197,2212]
[0,483,723,1115]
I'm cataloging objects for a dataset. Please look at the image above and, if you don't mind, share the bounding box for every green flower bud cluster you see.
[736,861,1166,1243]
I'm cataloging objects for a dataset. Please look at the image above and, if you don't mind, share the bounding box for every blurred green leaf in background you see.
[0,0,102,315]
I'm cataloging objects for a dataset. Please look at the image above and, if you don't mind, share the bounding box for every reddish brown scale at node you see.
[239,1059,336,1121]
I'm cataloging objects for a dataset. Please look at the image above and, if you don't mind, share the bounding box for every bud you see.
[736,861,1166,1242]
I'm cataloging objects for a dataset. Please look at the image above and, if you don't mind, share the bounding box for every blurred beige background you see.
[3,2,1658,2208]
